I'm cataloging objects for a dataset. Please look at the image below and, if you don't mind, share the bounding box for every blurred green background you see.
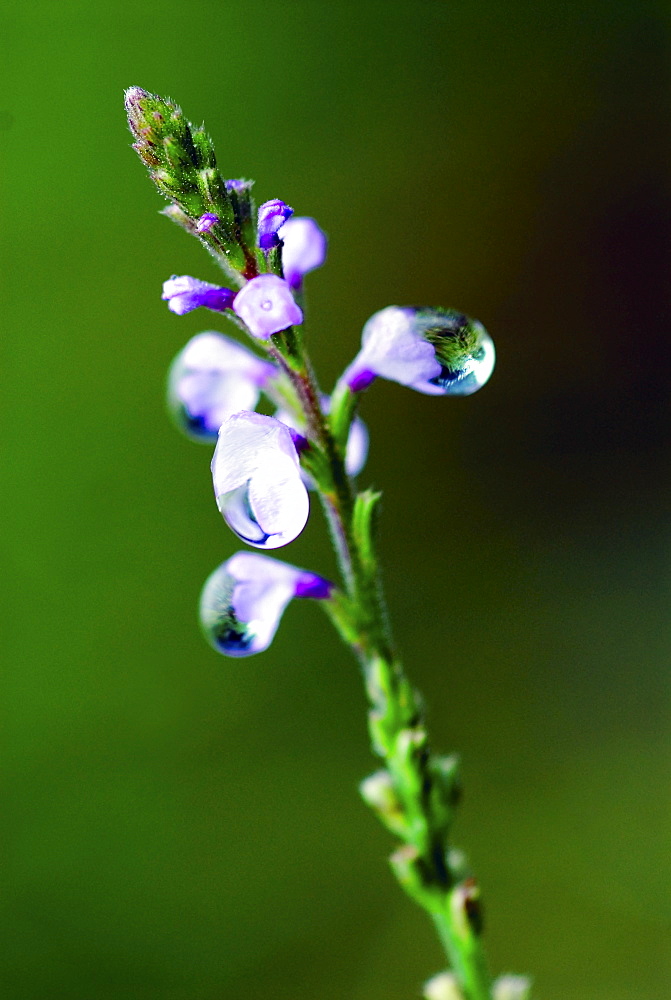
[2,1,670,997]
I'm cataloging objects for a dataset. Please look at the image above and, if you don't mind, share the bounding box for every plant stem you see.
[286,342,492,1000]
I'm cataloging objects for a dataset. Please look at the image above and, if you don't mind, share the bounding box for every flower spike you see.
[211,412,309,549]
[200,551,332,656]
[167,332,276,442]
[343,306,495,396]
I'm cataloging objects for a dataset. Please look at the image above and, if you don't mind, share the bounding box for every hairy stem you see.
[291,344,492,1000]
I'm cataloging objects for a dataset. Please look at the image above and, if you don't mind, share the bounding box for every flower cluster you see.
[161,218,494,655]
[126,86,495,657]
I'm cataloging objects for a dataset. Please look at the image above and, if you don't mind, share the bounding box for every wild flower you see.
[125,85,526,1000]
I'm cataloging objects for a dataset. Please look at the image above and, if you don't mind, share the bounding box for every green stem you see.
[288,343,492,1000]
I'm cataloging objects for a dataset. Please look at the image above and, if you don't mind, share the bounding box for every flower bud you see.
[200,551,332,656]
[212,412,309,549]
[359,770,408,838]
[277,216,327,289]
[493,975,533,1000]
[423,972,464,1000]
[167,332,276,441]
[196,212,219,233]
[162,275,235,315]
[233,274,303,339]
[257,199,293,249]
[344,306,495,396]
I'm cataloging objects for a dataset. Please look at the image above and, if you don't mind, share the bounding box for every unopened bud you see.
[423,971,464,1000]
[359,770,407,837]
[493,975,532,1000]
[450,877,483,937]
[446,847,469,881]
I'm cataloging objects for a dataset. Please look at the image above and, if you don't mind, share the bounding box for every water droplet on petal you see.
[218,481,275,547]
[199,564,260,655]
[429,328,495,396]
[199,552,320,656]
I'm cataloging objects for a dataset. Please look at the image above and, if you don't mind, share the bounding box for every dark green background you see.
[2,1,670,997]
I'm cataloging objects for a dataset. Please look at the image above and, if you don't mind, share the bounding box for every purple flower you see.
[196,213,219,234]
[200,551,332,657]
[276,395,369,485]
[168,332,277,442]
[162,275,235,316]
[343,306,495,396]
[277,217,328,289]
[257,199,294,250]
[212,411,309,549]
[233,274,303,339]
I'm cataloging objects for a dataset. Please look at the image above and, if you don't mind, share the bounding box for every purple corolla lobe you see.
[168,332,276,442]
[276,217,327,289]
[162,275,235,315]
[199,551,333,656]
[233,274,303,339]
[212,411,309,549]
[257,199,294,249]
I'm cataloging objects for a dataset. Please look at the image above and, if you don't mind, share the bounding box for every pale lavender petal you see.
[344,414,369,477]
[344,306,495,396]
[359,306,443,393]
[162,275,235,315]
[199,551,332,656]
[211,412,308,549]
[233,274,303,339]
[168,332,276,441]
[277,217,328,289]
[343,306,443,395]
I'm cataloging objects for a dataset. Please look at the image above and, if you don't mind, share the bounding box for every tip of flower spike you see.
[124,86,176,136]
[124,85,149,117]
